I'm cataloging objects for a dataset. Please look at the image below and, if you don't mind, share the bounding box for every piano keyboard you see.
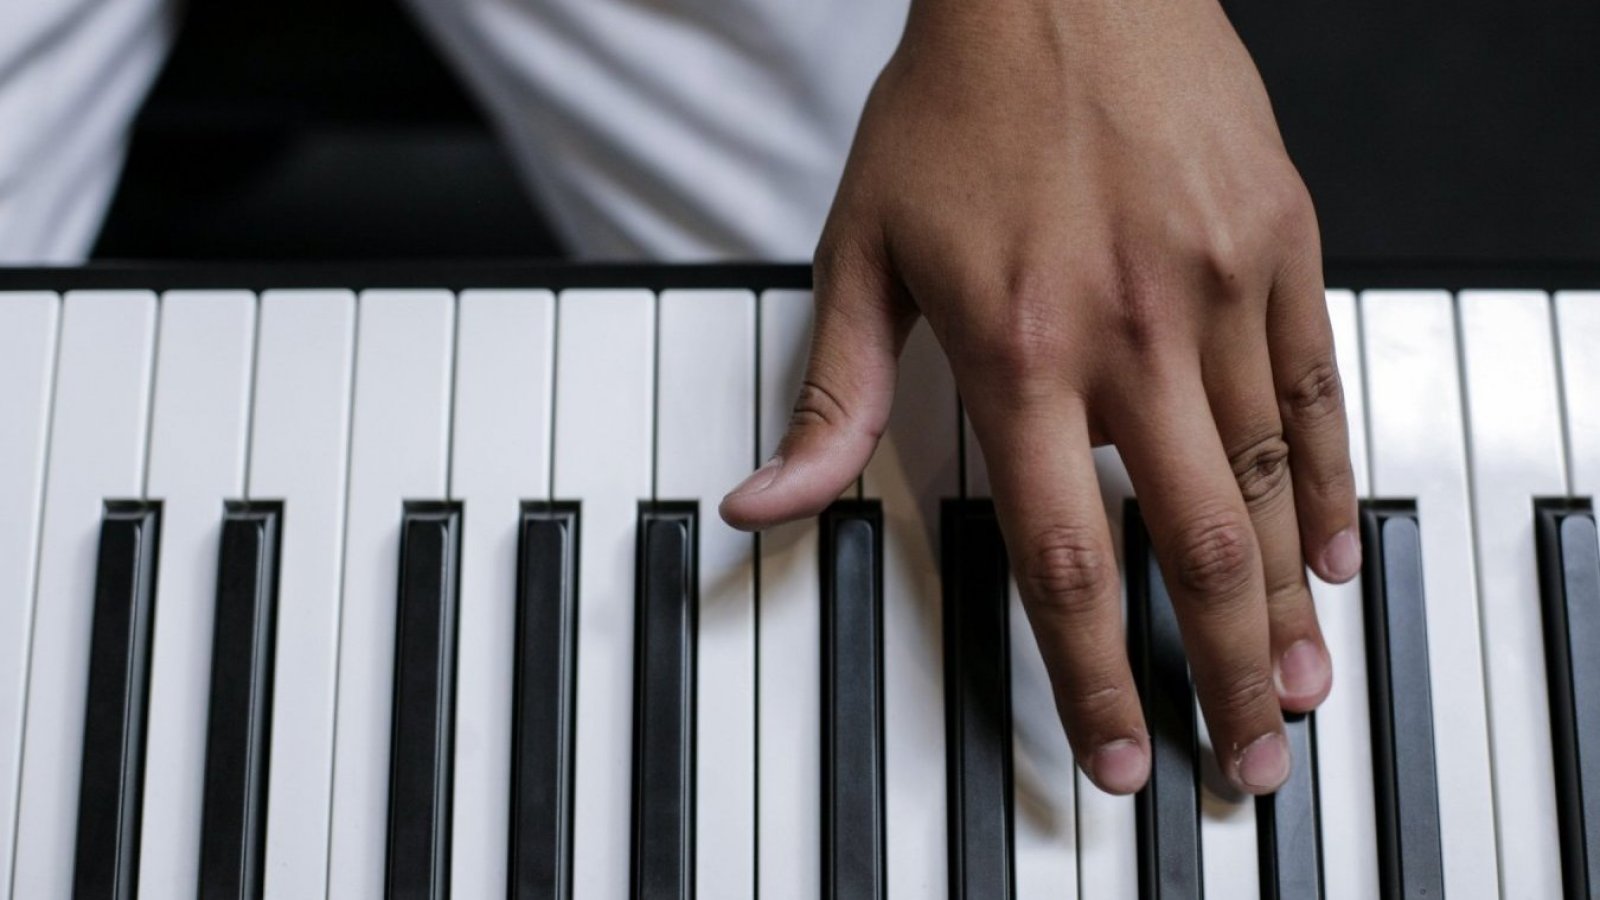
[0,265,1596,899]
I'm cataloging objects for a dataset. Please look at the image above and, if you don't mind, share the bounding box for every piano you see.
[0,263,1595,899]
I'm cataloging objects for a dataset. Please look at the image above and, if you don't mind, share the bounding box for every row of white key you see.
[0,288,755,899]
[1171,288,1600,899]
[0,286,1596,898]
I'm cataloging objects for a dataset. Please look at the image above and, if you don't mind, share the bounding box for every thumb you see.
[720,237,907,531]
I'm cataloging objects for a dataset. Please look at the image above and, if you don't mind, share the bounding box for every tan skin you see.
[721,0,1360,795]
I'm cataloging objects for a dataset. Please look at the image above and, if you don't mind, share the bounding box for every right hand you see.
[722,0,1359,796]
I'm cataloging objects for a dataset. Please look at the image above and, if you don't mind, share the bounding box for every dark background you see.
[91,0,1600,264]
[92,0,564,259]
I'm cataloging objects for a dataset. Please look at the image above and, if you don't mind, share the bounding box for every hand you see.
[720,0,1359,796]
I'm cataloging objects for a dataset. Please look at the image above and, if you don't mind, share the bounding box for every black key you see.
[631,503,698,899]
[1124,500,1201,900]
[510,502,580,900]
[73,500,162,900]
[1360,500,1444,899]
[386,501,462,900]
[1256,713,1323,899]
[1536,498,1600,896]
[198,501,283,900]
[941,499,1014,898]
[821,500,886,900]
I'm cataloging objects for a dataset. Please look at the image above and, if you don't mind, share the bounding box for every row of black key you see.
[71,501,586,900]
[939,498,1600,900]
[68,495,1600,899]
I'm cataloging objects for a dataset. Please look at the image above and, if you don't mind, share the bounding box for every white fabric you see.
[0,0,179,263]
[0,0,908,262]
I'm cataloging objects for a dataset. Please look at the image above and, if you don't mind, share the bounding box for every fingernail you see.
[1091,739,1149,795]
[725,456,783,500]
[1236,732,1290,792]
[1275,639,1329,701]
[1320,527,1362,582]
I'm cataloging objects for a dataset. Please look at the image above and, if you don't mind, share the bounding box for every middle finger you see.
[1203,330,1332,712]
[1107,356,1289,794]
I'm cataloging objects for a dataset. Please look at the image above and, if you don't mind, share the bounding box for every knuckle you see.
[1104,246,1220,353]
[1000,265,1070,366]
[965,323,1054,383]
[1063,677,1133,726]
[1191,227,1252,297]
[1265,177,1319,237]
[789,379,860,435]
[966,300,1067,383]
[1229,433,1293,508]
[1210,665,1277,721]
[1169,212,1261,302]
[1265,563,1312,611]
[1004,259,1061,313]
[1108,272,1177,354]
[1021,525,1116,614]
[1282,361,1345,426]
[1113,290,1166,352]
[1103,247,1172,352]
[1171,512,1256,599]
[1303,461,1356,504]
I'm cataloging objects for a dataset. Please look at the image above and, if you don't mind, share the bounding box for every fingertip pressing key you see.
[718,457,786,531]
[1236,731,1291,793]
[1274,638,1331,707]
[1319,526,1362,583]
[723,455,783,501]
[1091,738,1151,795]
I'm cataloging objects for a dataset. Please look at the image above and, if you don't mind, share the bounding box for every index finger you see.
[965,382,1150,794]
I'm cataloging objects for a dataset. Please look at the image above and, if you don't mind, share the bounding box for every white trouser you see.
[0,0,908,262]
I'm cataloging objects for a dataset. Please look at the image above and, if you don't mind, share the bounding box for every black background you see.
[91,0,1600,264]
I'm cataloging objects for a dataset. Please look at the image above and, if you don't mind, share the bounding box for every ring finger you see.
[1203,325,1332,711]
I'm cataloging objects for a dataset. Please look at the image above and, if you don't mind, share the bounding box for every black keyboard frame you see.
[2,259,1599,293]
[0,262,812,292]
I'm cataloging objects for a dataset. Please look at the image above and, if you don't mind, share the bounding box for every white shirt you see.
[0,0,909,262]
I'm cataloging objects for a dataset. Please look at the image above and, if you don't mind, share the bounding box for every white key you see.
[1311,289,1380,897]
[656,289,757,898]
[1361,289,1499,897]
[964,418,1083,899]
[0,292,60,897]
[137,292,257,899]
[1197,708,1259,898]
[755,289,822,900]
[554,289,655,899]
[1556,291,1600,495]
[1459,290,1567,895]
[1076,448,1140,900]
[12,291,158,898]
[448,289,556,898]
[862,322,956,899]
[252,291,358,900]
[327,290,457,898]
